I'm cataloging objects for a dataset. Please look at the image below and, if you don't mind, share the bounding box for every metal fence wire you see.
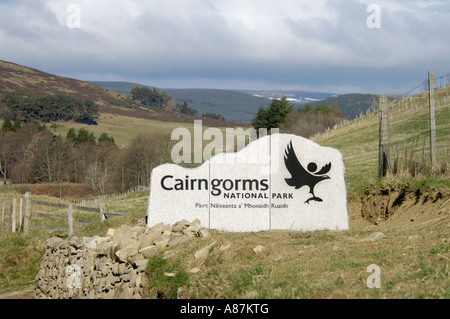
[385,72,450,176]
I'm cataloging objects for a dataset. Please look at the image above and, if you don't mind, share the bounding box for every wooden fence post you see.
[68,204,73,237]
[11,198,16,233]
[1,199,5,230]
[428,71,437,170]
[378,95,390,177]
[23,192,32,235]
[19,198,23,231]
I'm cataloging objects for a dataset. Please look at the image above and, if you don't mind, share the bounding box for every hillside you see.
[306,93,379,119]
[90,81,272,122]
[0,60,138,110]
[0,61,236,127]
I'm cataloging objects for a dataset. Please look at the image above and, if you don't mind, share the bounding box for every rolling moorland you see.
[90,80,377,122]
[0,60,448,299]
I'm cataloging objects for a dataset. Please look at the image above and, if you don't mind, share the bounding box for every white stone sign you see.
[147,134,349,232]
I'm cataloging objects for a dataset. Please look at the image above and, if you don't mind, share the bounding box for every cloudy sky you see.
[0,0,449,94]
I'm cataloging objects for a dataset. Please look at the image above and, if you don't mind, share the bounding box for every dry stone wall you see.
[34,219,209,299]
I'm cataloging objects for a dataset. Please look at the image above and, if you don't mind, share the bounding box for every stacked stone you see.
[34,219,209,299]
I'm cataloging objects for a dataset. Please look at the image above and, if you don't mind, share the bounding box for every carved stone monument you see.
[147,134,349,232]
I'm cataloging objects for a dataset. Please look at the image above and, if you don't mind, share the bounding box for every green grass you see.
[317,121,380,194]
[145,254,189,299]
[0,232,46,293]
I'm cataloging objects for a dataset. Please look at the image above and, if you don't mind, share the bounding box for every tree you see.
[252,97,293,131]
[76,128,89,144]
[98,132,116,147]
[280,105,344,138]
[1,94,99,123]
[12,118,21,132]
[1,115,13,132]
[252,107,269,131]
[130,86,178,111]
[120,134,172,189]
[0,131,11,179]
[179,101,198,116]
[266,97,293,128]
[66,128,77,142]
[87,132,96,145]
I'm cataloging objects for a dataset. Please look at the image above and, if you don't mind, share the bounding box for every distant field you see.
[52,113,250,164]
[53,113,189,147]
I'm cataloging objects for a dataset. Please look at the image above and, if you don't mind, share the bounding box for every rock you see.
[194,242,216,259]
[118,263,130,276]
[47,237,67,249]
[86,236,106,250]
[164,272,176,277]
[97,241,115,259]
[68,237,86,249]
[139,245,163,258]
[189,267,201,274]
[130,226,146,237]
[184,219,202,237]
[154,234,170,248]
[360,232,386,242]
[111,225,134,243]
[134,260,149,272]
[167,233,191,247]
[116,238,139,251]
[138,231,163,250]
[106,228,115,241]
[34,219,217,299]
[198,228,211,238]
[127,253,144,265]
[408,235,421,241]
[219,244,231,251]
[172,219,191,232]
[253,245,265,254]
[162,225,174,233]
[148,223,165,233]
[114,245,139,262]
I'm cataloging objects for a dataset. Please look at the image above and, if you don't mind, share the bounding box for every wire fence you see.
[384,72,450,176]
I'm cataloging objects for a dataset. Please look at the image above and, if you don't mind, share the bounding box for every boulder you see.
[172,219,191,232]
[184,219,202,237]
[194,241,216,259]
[167,233,191,247]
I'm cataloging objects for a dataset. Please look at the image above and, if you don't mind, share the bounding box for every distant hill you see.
[0,60,238,126]
[90,81,272,122]
[164,88,272,122]
[0,60,139,110]
[305,93,379,119]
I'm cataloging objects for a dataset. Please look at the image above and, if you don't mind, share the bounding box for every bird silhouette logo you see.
[284,141,331,204]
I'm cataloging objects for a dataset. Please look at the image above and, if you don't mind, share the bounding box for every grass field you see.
[52,113,192,147]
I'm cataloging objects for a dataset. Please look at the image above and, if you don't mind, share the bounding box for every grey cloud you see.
[0,0,449,94]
